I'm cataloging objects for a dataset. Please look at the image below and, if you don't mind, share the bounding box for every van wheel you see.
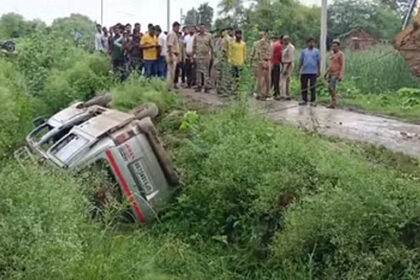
[131,103,159,120]
[83,95,112,108]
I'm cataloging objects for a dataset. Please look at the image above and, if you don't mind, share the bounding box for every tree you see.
[184,8,199,26]
[218,0,248,27]
[376,0,410,17]
[50,14,96,50]
[0,13,44,39]
[198,3,214,28]
[328,0,401,40]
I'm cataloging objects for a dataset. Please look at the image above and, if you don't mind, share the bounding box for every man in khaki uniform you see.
[250,37,261,95]
[280,35,295,100]
[254,31,272,100]
[193,23,213,93]
[166,22,181,90]
[218,28,234,95]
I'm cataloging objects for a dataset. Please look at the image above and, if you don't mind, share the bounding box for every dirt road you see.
[179,89,420,159]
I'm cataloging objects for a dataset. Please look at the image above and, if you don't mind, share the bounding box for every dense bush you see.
[0,58,35,159]
[110,76,180,113]
[156,109,420,278]
[41,53,111,114]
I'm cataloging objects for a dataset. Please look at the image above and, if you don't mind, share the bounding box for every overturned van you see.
[15,96,179,224]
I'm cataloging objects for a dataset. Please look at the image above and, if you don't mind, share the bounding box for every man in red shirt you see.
[271,34,283,99]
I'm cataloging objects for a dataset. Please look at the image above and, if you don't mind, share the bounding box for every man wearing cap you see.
[166,22,181,90]
[280,35,295,100]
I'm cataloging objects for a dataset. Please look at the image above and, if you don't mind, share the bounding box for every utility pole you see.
[167,0,170,32]
[101,0,104,26]
[320,0,328,74]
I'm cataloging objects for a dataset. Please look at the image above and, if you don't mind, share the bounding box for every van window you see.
[51,134,88,164]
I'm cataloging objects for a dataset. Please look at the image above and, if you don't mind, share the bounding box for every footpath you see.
[179,89,420,159]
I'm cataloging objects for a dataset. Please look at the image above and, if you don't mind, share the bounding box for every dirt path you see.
[179,89,420,159]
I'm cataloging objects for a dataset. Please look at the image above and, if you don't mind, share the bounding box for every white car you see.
[16,96,179,224]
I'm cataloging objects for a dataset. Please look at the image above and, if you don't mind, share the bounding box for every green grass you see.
[345,46,420,93]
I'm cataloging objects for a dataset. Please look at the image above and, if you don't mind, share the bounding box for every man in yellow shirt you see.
[140,24,159,77]
[229,30,247,92]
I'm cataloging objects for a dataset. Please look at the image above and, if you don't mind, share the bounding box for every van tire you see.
[84,95,112,108]
[131,103,159,120]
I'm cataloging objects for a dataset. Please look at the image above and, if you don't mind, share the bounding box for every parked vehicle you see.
[15,95,179,224]
[0,40,16,53]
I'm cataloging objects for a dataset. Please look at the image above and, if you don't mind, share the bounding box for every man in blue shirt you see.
[298,38,321,106]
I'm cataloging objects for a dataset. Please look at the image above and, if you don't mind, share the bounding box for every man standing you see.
[228,30,247,93]
[174,31,187,87]
[298,38,321,106]
[326,40,345,109]
[128,23,143,75]
[111,25,125,80]
[107,26,114,56]
[141,24,159,78]
[271,34,283,100]
[254,31,272,100]
[95,24,104,52]
[184,26,195,87]
[193,23,213,93]
[166,22,181,90]
[156,26,167,78]
[250,33,263,96]
[218,27,234,95]
[222,27,233,59]
[101,26,109,54]
[280,35,295,100]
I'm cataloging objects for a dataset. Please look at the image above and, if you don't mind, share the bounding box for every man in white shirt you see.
[183,26,196,87]
[156,25,167,78]
[95,24,104,52]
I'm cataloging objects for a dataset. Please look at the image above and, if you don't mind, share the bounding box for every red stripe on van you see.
[105,150,146,224]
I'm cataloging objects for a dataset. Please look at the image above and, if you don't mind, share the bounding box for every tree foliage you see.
[328,0,401,40]
[184,8,199,26]
[0,13,45,39]
[198,3,214,28]
[184,3,214,28]
[50,14,96,50]
[377,0,410,17]
[214,0,402,46]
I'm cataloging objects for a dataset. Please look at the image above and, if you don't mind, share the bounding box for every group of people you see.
[250,32,345,108]
[94,22,345,109]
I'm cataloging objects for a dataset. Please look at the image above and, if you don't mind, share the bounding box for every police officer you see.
[254,31,272,100]
[193,23,213,93]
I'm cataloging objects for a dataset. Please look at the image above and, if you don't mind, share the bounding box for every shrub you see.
[0,162,88,279]
[0,59,35,159]
[41,54,111,114]
[157,108,420,278]
[110,76,179,113]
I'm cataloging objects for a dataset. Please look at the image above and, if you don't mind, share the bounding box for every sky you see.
[1,0,320,30]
